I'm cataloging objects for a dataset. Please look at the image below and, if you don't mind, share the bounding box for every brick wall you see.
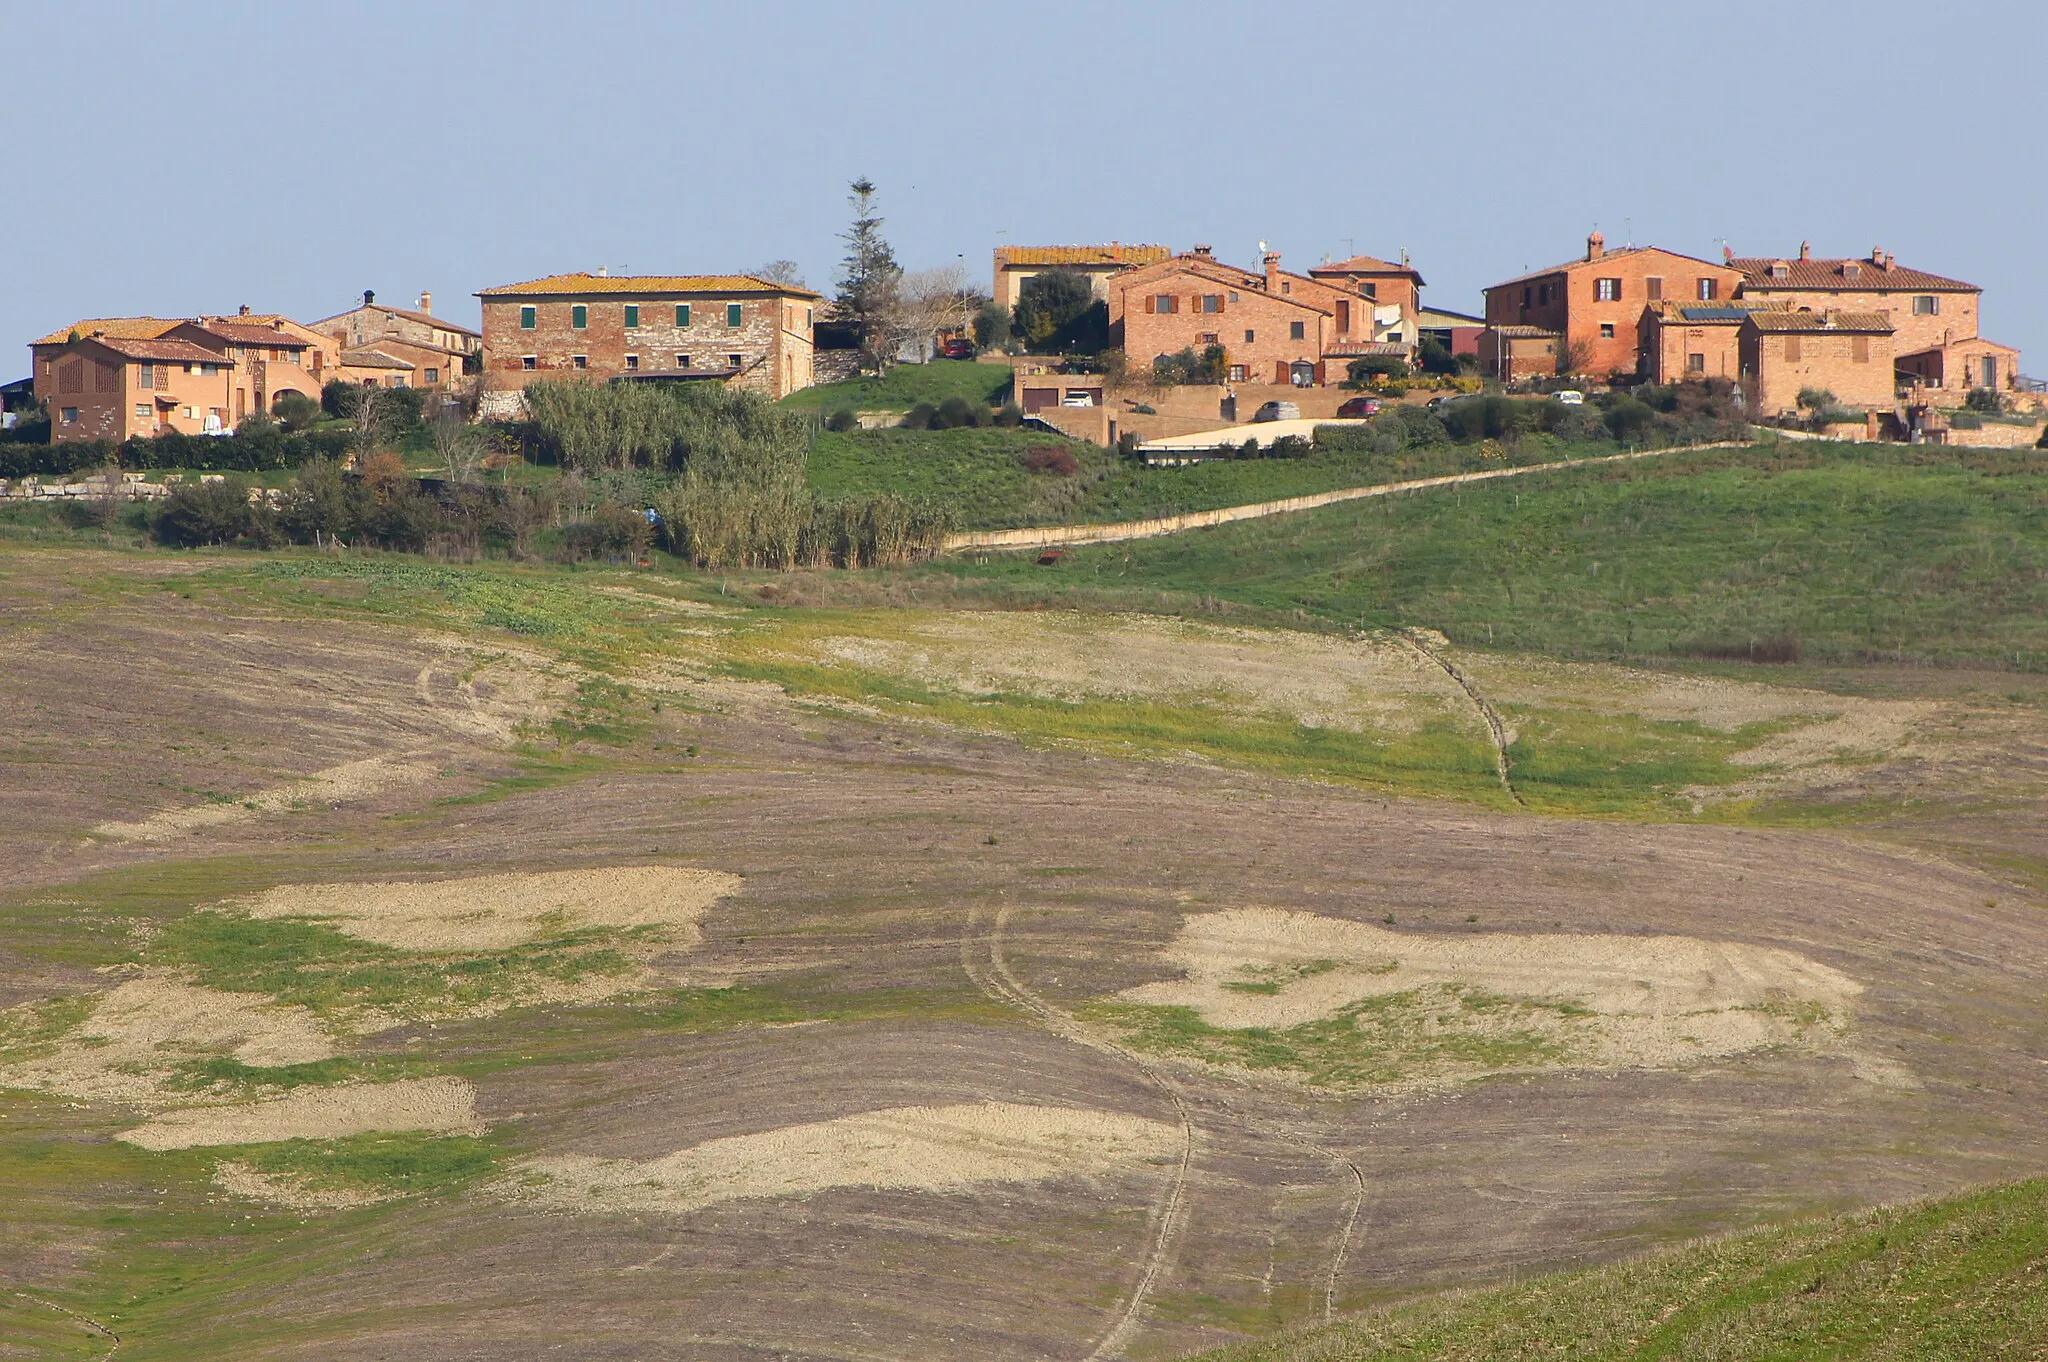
[481,290,816,403]
[1737,284,1976,355]
[1119,275,1327,387]
[1641,315,1743,385]
[1488,244,1744,377]
[1741,327,1894,415]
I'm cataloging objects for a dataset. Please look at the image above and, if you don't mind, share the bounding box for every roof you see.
[1743,310,1893,333]
[1484,324,1561,339]
[339,347,415,370]
[1309,253,1427,286]
[1487,244,1732,290]
[312,303,481,338]
[477,272,823,299]
[1124,257,1333,314]
[82,336,234,363]
[1324,342,1413,357]
[195,321,312,348]
[1730,255,1976,292]
[995,243,1171,269]
[31,317,181,347]
[1417,306,1484,326]
[1897,336,2020,358]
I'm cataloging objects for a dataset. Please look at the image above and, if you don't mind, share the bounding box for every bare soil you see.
[120,1076,481,1151]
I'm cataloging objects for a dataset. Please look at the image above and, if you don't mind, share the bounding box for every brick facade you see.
[39,334,236,443]
[1484,235,1744,378]
[477,272,821,412]
[1638,303,1764,385]
[1738,311,1895,416]
[1112,253,1332,386]
[313,292,481,392]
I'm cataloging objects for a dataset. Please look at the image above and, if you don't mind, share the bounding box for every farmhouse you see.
[476,271,823,417]
[35,331,236,442]
[1738,309,1895,417]
[1482,234,1745,379]
[1638,301,1780,385]
[313,290,480,392]
[992,243,1171,310]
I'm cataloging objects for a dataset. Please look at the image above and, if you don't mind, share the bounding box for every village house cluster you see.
[13,228,2032,445]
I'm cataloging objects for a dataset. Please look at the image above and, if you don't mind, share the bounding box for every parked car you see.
[1252,400,1302,422]
[1552,389,1585,405]
[1335,396,1382,418]
[1060,392,1095,408]
[938,338,974,360]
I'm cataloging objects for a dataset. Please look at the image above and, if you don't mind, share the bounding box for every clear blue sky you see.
[7,0,2043,369]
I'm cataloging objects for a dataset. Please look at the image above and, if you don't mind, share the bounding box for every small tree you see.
[1964,387,2005,414]
[972,300,1011,351]
[1014,269,1103,353]
[1795,387,1837,412]
[1554,336,1593,376]
[753,259,806,287]
[274,390,323,432]
[151,480,251,546]
[432,405,486,483]
[879,264,976,364]
[1416,339,1458,375]
[835,177,902,369]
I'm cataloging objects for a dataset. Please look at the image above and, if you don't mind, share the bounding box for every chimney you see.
[417,291,432,314]
[1263,250,1282,292]
[1723,244,1734,263]
[363,289,375,306]
[1191,243,1213,257]
[238,303,251,316]
[1586,230,1605,262]
[1798,241,1811,261]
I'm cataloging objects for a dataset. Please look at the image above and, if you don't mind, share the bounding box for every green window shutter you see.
[676,303,691,327]
[571,304,587,329]
[519,305,535,329]
[726,302,743,327]
[624,304,639,328]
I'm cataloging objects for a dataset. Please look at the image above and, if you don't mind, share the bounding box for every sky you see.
[6,0,2045,368]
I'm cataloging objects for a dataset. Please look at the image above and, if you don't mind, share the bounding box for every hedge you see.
[0,428,353,479]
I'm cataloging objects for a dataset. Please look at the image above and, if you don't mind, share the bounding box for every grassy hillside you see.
[926,442,2048,671]
[777,358,1014,410]
[1188,1177,2048,1361]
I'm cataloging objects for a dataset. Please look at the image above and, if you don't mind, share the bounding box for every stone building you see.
[1637,301,1781,385]
[1738,310,1895,417]
[313,291,481,392]
[1306,253,1425,346]
[992,243,1171,310]
[475,272,822,416]
[1729,244,2020,397]
[1482,234,1746,378]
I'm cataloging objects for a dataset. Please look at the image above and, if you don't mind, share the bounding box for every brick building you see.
[992,243,1170,310]
[175,313,332,422]
[1482,233,1745,378]
[1638,301,1781,385]
[314,291,479,393]
[1729,243,2021,397]
[476,272,822,417]
[1476,325,1563,382]
[1739,310,1895,417]
[1307,253,1424,345]
[35,331,236,442]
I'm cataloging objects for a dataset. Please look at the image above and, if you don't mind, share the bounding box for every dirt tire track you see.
[960,904,1198,1362]
[1397,630,1526,807]
[10,1292,120,1358]
[1316,1148,1368,1320]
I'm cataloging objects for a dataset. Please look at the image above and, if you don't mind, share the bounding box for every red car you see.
[938,338,975,359]
[1336,396,1383,418]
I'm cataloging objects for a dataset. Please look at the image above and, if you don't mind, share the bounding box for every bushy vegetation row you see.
[0,424,355,478]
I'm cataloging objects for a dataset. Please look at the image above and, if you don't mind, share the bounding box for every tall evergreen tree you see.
[835,177,901,355]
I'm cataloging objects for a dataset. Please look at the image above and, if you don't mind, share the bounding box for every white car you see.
[1060,392,1095,408]
[1252,400,1302,422]
[1552,390,1585,406]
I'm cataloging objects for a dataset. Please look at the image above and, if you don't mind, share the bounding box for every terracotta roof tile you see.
[995,243,1171,268]
[1310,254,1426,285]
[87,337,236,363]
[31,317,182,347]
[197,321,312,347]
[1488,245,1731,290]
[340,347,415,370]
[477,272,822,299]
[1730,255,1975,292]
[1743,310,1893,333]
[1484,324,1561,338]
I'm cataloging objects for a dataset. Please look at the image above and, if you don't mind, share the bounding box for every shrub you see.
[823,407,858,432]
[1964,387,2005,414]
[1344,355,1411,388]
[1019,445,1080,477]
[972,301,1011,351]
[900,402,937,430]
[992,402,1023,427]
[151,480,252,547]
[1416,341,1458,376]
[934,395,985,429]
[1153,345,1226,386]
[1796,386,1837,412]
[273,391,323,432]
[1603,397,1657,444]
[562,503,654,561]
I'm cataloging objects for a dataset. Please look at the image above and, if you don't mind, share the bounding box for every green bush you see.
[562,503,654,561]
[1154,345,1226,386]
[1345,355,1412,388]
[273,390,324,432]
[150,480,253,546]
[1417,340,1458,375]
[993,402,1023,427]
[901,402,937,430]
[1602,397,1657,443]
[1964,387,2005,414]
[823,407,859,432]
[934,395,985,429]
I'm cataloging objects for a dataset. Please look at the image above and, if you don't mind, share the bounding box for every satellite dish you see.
[1257,240,1268,253]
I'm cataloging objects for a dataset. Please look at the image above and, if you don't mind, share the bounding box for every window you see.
[137,363,154,389]
[1361,283,1378,299]
[182,405,196,418]
[1521,286,1533,308]
[1697,278,1718,300]
[1201,294,1221,313]
[1227,291,1239,303]
[675,353,691,369]
[572,355,588,369]
[61,406,78,423]
[1289,320,1306,340]
[1281,281,1291,295]
[1686,352,1706,372]
[134,403,149,420]
[1600,323,1616,338]
[521,355,537,370]
[1199,332,1219,345]
[1538,283,1552,305]
[424,367,439,384]
[726,303,743,327]
[1643,277,1664,301]
[1852,335,1869,363]
[727,353,744,369]
[1244,328,1256,343]
[519,305,536,329]
[676,303,692,327]
[187,363,200,375]
[1150,293,1177,314]
[1336,300,1351,331]
[571,304,588,329]
[624,354,639,371]
[805,308,813,328]
[624,304,640,328]
[1784,335,1801,362]
[1913,295,1938,315]
[1227,364,1247,382]
[1595,277,1621,301]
